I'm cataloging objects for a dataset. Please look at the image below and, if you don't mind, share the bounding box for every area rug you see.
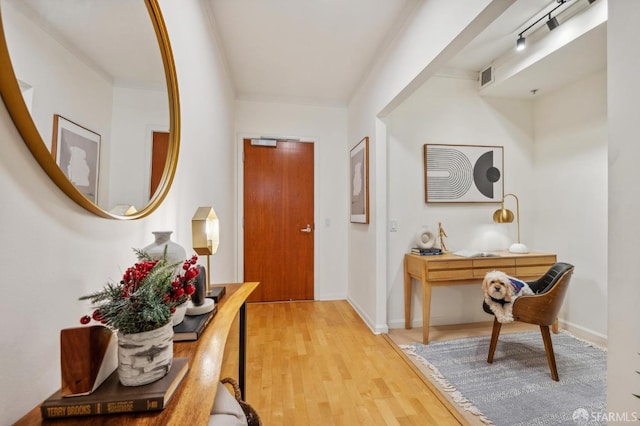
[401,331,606,426]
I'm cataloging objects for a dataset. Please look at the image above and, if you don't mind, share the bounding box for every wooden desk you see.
[404,252,556,344]
[15,282,259,426]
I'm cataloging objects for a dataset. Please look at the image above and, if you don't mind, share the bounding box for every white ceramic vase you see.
[143,231,187,272]
[117,322,173,386]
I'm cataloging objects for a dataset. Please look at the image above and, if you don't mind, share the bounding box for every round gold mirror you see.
[0,0,179,219]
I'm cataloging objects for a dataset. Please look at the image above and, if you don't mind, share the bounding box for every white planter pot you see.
[117,322,173,386]
[171,301,188,326]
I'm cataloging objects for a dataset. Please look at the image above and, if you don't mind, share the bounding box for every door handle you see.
[300,224,312,233]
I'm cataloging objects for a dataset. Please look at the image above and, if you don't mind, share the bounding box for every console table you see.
[404,252,556,344]
[15,282,259,425]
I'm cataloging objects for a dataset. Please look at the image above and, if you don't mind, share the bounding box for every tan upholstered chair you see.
[484,262,575,381]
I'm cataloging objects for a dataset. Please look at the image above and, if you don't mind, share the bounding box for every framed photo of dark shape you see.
[350,136,369,223]
[424,144,503,203]
[52,114,101,204]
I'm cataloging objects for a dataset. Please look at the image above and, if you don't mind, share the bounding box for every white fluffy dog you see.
[483,270,534,323]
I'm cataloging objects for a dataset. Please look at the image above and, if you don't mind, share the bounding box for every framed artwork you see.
[52,114,101,203]
[424,144,503,203]
[350,136,369,223]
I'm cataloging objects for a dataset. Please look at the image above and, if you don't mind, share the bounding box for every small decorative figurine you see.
[438,222,449,252]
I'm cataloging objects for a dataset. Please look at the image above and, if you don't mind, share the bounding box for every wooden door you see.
[243,139,314,302]
[150,131,169,198]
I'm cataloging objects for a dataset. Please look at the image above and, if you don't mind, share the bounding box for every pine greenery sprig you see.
[79,247,199,335]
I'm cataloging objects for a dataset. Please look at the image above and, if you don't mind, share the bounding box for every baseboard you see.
[346,297,389,334]
[314,292,347,301]
[559,319,607,349]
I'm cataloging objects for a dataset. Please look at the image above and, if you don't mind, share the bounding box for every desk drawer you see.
[428,269,475,281]
[514,255,556,266]
[471,258,515,278]
[428,259,473,270]
[426,259,473,281]
[473,266,516,278]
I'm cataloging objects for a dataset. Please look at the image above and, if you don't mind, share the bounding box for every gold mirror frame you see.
[0,0,180,220]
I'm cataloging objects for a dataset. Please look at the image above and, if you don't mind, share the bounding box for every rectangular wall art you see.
[52,114,101,203]
[350,136,369,223]
[424,144,503,203]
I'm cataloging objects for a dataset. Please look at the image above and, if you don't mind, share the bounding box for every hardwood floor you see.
[234,300,465,426]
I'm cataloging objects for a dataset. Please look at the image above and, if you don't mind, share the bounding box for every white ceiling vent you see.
[479,65,494,88]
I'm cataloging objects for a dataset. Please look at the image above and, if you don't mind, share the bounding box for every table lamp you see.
[191,206,221,310]
[492,193,528,253]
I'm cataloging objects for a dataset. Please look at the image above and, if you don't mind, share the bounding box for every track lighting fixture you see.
[515,0,570,50]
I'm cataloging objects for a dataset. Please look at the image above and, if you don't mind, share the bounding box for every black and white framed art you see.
[424,144,503,203]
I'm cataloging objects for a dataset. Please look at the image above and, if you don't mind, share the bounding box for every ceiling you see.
[205,0,420,106]
[4,0,607,106]
[207,0,606,105]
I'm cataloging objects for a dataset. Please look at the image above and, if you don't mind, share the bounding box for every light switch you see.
[390,220,398,232]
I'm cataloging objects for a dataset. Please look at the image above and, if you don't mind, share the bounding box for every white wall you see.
[234,100,349,300]
[607,0,640,415]
[533,70,608,340]
[0,0,236,423]
[385,75,534,327]
[347,0,508,333]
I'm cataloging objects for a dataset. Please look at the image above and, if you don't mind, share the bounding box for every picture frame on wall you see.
[350,136,369,223]
[52,114,101,204]
[424,144,503,203]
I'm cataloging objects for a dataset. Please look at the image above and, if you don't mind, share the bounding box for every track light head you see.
[547,16,559,31]
[516,36,526,51]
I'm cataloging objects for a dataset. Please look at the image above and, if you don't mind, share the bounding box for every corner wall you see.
[385,75,534,327]
[347,0,505,333]
[533,70,608,340]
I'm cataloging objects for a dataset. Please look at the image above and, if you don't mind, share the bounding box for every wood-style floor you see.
[227,300,465,426]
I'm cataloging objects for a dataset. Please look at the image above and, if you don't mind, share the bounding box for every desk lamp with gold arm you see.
[493,193,529,253]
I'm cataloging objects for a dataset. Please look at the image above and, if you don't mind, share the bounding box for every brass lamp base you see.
[509,243,529,253]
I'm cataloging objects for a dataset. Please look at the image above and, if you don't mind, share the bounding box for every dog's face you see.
[483,270,514,301]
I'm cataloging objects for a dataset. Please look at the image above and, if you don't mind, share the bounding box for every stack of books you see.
[41,358,189,419]
[411,247,442,256]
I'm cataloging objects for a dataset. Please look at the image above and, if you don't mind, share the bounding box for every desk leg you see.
[404,258,412,329]
[239,302,247,400]
[422,279,431,345]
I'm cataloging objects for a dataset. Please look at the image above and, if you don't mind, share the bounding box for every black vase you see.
[191,265,207,306]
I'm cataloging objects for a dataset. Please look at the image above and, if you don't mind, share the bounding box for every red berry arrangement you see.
[78,248,199,334]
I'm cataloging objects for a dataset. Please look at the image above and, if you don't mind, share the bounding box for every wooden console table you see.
[404,252,556,344]
[15,282,259,426]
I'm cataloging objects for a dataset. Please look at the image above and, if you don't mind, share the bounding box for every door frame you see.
[235,133,320,298]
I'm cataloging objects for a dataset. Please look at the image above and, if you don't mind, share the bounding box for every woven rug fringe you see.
[400,344,493,425]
